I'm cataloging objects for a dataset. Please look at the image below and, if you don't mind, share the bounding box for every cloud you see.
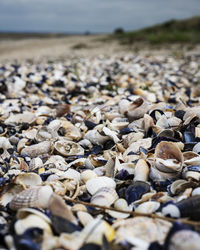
[0,0,199,32]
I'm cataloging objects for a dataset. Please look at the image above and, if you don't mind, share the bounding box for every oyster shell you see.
[54,140,84,156]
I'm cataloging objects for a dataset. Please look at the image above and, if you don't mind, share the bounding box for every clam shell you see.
[9,185,53,210]
[91,187,118,206]
[86,176,116,195]
[54,140,84,156]
[21,141,52,158]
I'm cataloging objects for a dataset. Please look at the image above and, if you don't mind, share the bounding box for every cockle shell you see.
[86,176,116,195]
[54,140,84,156]
[21,141,53,158]
[9,185,53,210]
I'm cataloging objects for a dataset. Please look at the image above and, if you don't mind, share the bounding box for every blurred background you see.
[0,0,199,61]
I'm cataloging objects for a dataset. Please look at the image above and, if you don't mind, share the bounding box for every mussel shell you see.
[51,215,81,234]
[125,181,150,205]
[176,195,200,220]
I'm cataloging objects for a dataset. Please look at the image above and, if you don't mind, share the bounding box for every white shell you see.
[54,140,84,156]
[5,112,36,125]
[86,176,116,195]
[135,201,160,214]
[21,141,52,158]
[91,187,118,206]
[80,170,97,184]
[14,173,42,187]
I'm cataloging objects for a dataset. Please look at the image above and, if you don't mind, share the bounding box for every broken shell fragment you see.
[54,140,84,156]
[21,141,52,158]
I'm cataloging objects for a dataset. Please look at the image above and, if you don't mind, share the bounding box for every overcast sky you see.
[0,0,199,33]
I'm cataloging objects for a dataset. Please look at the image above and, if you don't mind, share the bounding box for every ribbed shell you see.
[9,185,53,211]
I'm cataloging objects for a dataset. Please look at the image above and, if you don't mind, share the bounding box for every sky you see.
[0,0,199,33]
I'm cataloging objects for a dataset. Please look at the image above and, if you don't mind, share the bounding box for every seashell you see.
[154,141,183,174]
[62,169,81,182]
[17,138,29,153]
[23,128,37,140]
[167,228,200,250]
[176,195,200,219]
[15,214,52,235]
[80,170,97,184]
[169,179,193,195]
[107,198,132,219]
[14,173,42,187]
[102,126,120,143]
[84,130,109,145]
[0,137,13,160]
[59,120,82,140]
[21,141,53,158]
[193,142,200,154]
[9,185,53,210]
[82,218,115,244]
[54,140,84,156]
[134,159,149,182]
[124,138,152,156]
[44,155,68,170]
[110,117,129,130]
[56,104,70,117]
[192,187,200,196]
[86,176,116,195]
[17,207,51,223]
[119,99,131,115]
[35,126,53,142]
[135,201,160,214]
[123,131,144,148]
[113,217,171,245]
[49,180,67,196]
[5,112,36,125]
[125,97,151,122]
[91,187,118,206]
[77,211,93,226]
[0,184,24,207]
[29,157,44,171]
[125,181,150,205]
[49,193,77,224]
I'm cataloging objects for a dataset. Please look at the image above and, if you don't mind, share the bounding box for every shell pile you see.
[0,52,200,250]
